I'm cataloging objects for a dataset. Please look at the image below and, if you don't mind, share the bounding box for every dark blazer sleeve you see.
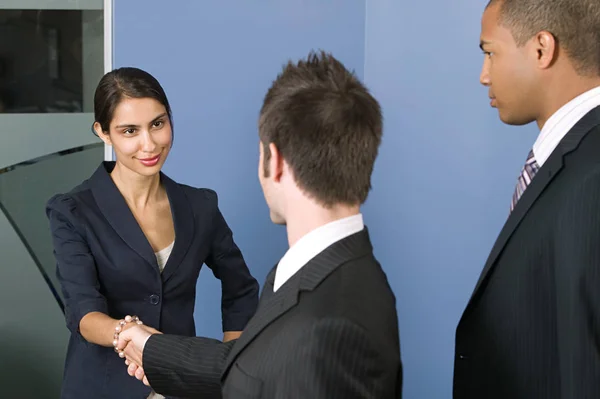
[143,334,235,398]
[275,318,395,399]
[554,169,600,398]
[203,190,259,332]
[46,195,108,335]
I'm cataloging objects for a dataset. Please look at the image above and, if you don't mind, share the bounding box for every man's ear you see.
[534,30,557,70]
[268,142,284,182]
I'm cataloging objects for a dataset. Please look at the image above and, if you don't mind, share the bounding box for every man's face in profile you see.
[479,1,539,126]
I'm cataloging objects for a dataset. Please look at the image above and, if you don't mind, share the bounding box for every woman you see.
[46,67,259,398]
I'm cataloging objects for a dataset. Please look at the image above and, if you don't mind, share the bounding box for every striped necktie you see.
[510,149,540,212]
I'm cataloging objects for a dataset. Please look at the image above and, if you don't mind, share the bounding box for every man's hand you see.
[117,324,161,368]
[125,358,151,386]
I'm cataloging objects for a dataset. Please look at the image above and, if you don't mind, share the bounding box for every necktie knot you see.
[510,149,540,212]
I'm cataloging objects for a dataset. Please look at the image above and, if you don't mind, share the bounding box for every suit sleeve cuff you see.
[223,310,254,332]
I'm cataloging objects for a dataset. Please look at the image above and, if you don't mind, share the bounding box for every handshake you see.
[113,315,162,387]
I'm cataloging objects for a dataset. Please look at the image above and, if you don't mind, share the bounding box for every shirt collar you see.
[533,85,600,166]
[273,214,364,291]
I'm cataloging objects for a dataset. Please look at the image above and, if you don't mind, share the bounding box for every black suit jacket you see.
[46,162,259,398]
[454,107,600,398]
[143,229,403,398]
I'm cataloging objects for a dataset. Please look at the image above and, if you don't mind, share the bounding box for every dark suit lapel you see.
[160,174,194,283]
[257,264,277,306]
[221,228,373,380]
[466,106,600,309]
[91,162,158,271]
[220,264,300,380]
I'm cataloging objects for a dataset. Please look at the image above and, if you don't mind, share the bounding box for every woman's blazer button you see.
[148,294,160,305]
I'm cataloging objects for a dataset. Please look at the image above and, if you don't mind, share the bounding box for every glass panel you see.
[0,1,105,397]
[0,9,103,114]
[0,143,104,305]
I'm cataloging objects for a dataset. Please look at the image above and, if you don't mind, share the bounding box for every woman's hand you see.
[79,312,144,347]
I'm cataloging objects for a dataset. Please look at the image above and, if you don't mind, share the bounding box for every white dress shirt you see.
[273,214,365,292]
[533,85,600,166]
[154,240,174,272]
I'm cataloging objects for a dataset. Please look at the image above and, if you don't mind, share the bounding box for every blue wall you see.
[362,1,537,397]
[114,1,366,340]
[115,1,541,397]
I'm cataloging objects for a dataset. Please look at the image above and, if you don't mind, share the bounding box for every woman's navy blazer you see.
[46,161,259,398]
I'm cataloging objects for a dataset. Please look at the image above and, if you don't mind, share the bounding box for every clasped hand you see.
[116,324,161,386]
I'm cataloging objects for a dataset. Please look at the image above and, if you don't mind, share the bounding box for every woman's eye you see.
[124,128,135,134]
[153,120,164,128]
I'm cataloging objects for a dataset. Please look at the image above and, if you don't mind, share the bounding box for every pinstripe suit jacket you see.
[454,106,600,398]
[143,229,403,398]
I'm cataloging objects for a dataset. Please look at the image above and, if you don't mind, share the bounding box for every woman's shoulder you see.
[175,183,219,206]
[46,162,110,213]
[46,178,94,218]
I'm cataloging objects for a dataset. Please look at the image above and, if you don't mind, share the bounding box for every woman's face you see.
[97,97,172,177]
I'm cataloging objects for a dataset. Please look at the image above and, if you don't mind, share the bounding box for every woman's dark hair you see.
[93,67,173,133]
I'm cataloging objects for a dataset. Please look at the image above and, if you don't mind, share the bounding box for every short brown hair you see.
[259,50,382,207]
[488,0,600,75]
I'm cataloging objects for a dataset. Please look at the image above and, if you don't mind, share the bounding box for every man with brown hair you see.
[455,0,600,398]
[118,51,402,399]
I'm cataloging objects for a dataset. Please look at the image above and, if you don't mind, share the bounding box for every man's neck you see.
[111,162,162,209]
[284,202,360,248]
[536,74,600,130]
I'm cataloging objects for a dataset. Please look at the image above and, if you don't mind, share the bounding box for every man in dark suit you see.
[454,1,600,398]
[117,51,402,398]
